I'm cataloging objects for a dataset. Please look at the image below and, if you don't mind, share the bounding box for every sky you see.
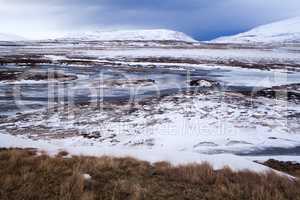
[0,0,300,40]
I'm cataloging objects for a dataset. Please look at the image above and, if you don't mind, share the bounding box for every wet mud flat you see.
[1,58,300,108]
[0,61,226,115]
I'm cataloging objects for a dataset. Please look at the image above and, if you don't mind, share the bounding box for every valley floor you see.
[0,40,300,171]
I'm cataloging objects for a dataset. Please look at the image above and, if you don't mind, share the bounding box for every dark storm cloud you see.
[1,0,300,40]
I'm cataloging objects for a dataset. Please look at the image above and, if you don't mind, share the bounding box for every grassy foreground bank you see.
[0,148,299,200]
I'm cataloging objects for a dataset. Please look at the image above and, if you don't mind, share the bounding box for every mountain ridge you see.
[57,29,198,42]
[212,16,300,44]
[0,33,26,41]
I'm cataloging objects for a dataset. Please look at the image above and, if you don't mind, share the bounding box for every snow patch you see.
[0,132,272,172]
[82,174,92,180]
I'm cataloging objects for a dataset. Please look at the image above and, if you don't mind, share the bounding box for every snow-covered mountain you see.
[58,29,198,42]
[0,33,26,41]
[212,17,300,44]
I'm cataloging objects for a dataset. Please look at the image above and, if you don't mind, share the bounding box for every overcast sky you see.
[1,0,300,40]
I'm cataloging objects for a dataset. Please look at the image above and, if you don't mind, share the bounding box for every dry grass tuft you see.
[0,148,299,200]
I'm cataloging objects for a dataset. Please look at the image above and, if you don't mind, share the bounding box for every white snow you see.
[0,132,275,173]
[0,33,26,41]
[59,29,198,42]
[82,174,92,180]
[196,80,213,87]
[212,16,300,44]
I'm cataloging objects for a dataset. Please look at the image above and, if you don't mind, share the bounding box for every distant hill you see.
[0,33,26,41]
[57,29,198,42]
[212,17,300,44]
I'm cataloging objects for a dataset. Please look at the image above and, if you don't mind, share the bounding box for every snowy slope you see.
[59,29,198,42]
[0,33,26,41]
[212,17,300,44]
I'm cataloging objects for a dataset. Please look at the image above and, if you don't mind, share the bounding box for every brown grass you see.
[0,148,299,200]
